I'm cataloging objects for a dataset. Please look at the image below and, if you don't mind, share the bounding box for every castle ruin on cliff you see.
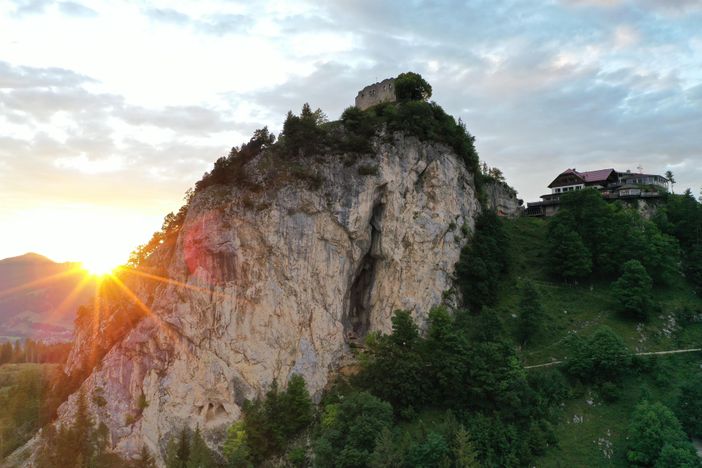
[355,78,396,110]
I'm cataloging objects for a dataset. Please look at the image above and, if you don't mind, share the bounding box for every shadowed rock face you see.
[36,133,480,464]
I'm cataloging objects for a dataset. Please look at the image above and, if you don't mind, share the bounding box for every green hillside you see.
[500,216,702,466]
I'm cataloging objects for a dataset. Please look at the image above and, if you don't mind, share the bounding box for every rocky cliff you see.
[20,132,481,465]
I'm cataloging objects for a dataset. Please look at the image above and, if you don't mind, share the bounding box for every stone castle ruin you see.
[355,78,396,111]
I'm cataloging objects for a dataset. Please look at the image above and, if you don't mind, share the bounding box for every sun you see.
[80,257,119,277]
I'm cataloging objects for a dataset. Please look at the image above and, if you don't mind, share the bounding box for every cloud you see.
[10,0,98,17]
[143,7,249,35]
[58,1,97,17]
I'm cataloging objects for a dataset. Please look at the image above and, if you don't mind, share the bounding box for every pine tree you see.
[454,425,480,468]
[73,388,95,465]
[548,223,592,281]
[612,260,654,320]
[223,421,252,468]
[133,445,157,468]
[517,280,546,344]
[186,427,214,468]
[281,374,313,436]
[369,427,403,468]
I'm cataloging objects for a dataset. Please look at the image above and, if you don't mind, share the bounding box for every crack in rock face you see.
[346,200,385,341]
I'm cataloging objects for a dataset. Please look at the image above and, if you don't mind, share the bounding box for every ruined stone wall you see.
[355,78,396,110]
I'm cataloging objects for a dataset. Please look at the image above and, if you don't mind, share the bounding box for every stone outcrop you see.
[484,180,521,218]
[18,133,480,465]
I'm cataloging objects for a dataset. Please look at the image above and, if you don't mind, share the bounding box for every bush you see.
[598,382,621,403]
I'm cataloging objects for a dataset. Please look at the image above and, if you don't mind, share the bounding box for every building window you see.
[576,186,581,190]
[555,188,561,193]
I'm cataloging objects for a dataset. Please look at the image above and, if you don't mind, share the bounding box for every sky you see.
[1,0,701,265]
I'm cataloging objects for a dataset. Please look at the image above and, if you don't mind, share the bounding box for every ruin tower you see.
[355,78,396,111]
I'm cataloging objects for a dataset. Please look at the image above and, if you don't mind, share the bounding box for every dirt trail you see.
[524,348,702,369]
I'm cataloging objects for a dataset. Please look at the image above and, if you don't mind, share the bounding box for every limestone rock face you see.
[40,134,480,464]
[484,180,521,218]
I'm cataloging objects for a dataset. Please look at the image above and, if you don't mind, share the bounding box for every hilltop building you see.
[526,168,668,216]
[355,78,396,110]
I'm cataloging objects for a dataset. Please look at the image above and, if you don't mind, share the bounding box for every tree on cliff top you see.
[395,72,432,101]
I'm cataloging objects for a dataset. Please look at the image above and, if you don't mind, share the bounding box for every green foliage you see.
[563,326,632,383]
[453,425,481,468]
[547,219,592,281]
[222,422,252,468]
[193,127,275,194]
[223,374,312,465]
[626,400,698,466]
[546,189,680,284]
[675,372,702,438]
[314,391,393,468]
[186,427,215,468]
[612,259,655,320]
[357,309,557,465]
[455,210,509,312]
[654,442,702,467]
[394,71,433,101]
[368,427,404,468]
[35,387,129,468]
[137,392,149,412]
[516,279,546,344]
[355,310,428,412]
[280,103,327,157]
[405,431,451,467]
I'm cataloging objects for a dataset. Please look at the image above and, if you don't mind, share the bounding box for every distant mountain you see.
[0,253,93,342]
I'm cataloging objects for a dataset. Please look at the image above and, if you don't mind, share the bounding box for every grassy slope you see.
[499,217,702,466]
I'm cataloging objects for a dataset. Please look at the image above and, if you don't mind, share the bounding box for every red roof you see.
[579,168,615,183]
[548,168,616,188]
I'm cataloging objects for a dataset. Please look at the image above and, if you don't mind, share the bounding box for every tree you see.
[455,211,509,312]
[405,432,451,468]
[133,446,157,468]
[627,400,697,466]
[547,222,592,281]
[654,443,702,467]
[675,373,702,438]
[517,280,546,344]
[612,260,654,320]
[369,427,404,468]
[222,422,252,468]
[564,326,632,382]
[394,72,432,101]
[356,310,428,412]
[280,374,313,436]
[665,170,675,193]
[186,427,215,468]
[454,426,480,468]
[314,392,393,468]
[176,428,191,468]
